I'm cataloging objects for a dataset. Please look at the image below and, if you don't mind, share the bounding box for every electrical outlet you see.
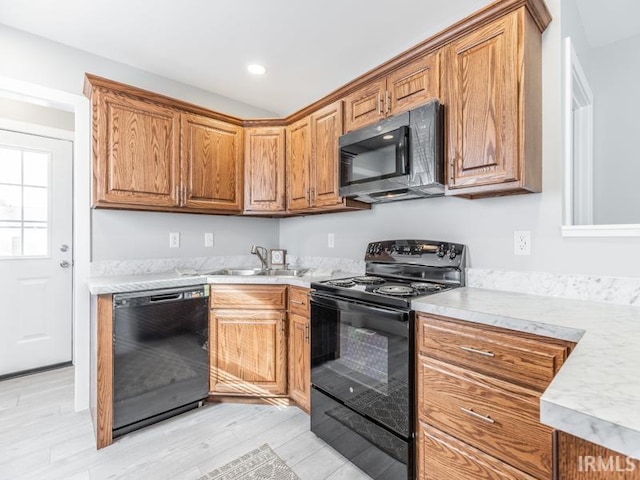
[204,232,214,248]
[169,232,180,248]
[514,230,531,255]
[328,233,335,248]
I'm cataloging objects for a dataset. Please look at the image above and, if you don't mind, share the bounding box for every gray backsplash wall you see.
[91,210,280,261]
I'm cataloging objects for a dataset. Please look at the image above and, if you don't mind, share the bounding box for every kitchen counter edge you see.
[86,271,354,295]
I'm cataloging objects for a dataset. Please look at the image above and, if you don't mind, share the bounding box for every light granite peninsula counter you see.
[412,287,640,460]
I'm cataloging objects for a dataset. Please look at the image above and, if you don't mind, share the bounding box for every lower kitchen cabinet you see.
[416,313,575,480]
[419,421,537,480]
[209,285,288,397]
[288,286,310,412]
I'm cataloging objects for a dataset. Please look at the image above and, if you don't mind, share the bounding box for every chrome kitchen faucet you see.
[250,245,269,270]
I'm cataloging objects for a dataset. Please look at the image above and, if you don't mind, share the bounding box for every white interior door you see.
[0,129,73,376]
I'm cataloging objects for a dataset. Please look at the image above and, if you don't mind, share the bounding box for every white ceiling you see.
[574,0,640,48]
[0,0,488,116]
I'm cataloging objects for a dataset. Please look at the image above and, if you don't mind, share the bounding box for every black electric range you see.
[309,239,466,480]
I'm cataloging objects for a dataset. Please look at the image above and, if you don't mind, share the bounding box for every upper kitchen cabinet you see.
[286,101,370,213]
[286,117,312,211]
[181,114,243,212]
[85,74,245,213]
[244,126,286,213]
[89,86,181,208]
[344,52,440,132]
[444,6,546,198]
[310,101,343,208]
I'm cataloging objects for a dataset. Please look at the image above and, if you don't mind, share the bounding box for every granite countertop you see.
[412,287,640,460]
[86,270,354,295]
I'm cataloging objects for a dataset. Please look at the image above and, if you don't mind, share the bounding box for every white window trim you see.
[561,38,640,237]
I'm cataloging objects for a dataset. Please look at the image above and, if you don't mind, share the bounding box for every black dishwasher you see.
[112,285,209,437]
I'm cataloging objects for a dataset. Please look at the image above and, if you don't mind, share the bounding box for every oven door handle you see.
[310,291,409,322]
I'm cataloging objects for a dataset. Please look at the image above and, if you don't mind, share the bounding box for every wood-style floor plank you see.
[0,367,373,480]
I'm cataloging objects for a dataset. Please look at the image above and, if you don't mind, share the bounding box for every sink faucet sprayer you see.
[251,245,269,270]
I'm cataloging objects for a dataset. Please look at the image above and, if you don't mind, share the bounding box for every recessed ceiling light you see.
[382,134,394,140]
[247,64,266,75]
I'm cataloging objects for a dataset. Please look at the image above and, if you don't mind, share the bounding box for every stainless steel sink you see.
[263,269,308,277]
[208,268,265,276]
[206,267,308,277]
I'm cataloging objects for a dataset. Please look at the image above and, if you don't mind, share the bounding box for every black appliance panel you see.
[311,293,410,438]
[340,125,410,187]
[112,286,209,434]
[311,387,411,480]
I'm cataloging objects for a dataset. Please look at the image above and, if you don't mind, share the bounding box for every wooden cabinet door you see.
[288,312,310,412]
[311,101,343,208]
[387,51,440,116]
[210,309,287,396]
[244,126,286,212]
[93,89,180,207]
[445,11,520,190]
[286,117,312,211]
[343,79,386,132]
[181,114,243,212]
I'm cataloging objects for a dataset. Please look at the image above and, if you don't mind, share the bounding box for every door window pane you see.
[23,187,48,221]
[0,184,22,220]
[0,223,22,256]
[0,145,50,257]
[23,151,49,187]
[0,148,21,184]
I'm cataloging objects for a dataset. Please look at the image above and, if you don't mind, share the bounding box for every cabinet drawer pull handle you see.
[460,407,495,424]
[377,92,382,115]
[460,346,494,357]
[305,323,310,343]
[291,300,305,305]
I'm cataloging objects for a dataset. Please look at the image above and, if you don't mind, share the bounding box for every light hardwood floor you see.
[0,367,372,480]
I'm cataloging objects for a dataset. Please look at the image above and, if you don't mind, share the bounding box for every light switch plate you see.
[204,232,214,248]
[169,232,180,248]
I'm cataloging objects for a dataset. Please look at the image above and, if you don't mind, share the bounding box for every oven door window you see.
[311,298,410,437]
[340,126,409,187]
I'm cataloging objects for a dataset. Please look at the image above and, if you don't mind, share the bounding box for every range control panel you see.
[365,239,465,267]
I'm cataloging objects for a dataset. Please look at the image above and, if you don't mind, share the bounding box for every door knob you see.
[60,260,71,268]
[60,244,69,252]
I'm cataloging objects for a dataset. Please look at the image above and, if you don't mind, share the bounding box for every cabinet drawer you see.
[417,314,571,392]
[288,286,309,316]
[419,422,537,480]
[418,356,553,479]
[210,285,286,310]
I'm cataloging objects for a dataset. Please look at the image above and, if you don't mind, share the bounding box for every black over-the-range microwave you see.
[338,100,444,203]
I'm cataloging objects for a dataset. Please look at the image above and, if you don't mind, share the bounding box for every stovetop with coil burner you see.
[312,239,466,309]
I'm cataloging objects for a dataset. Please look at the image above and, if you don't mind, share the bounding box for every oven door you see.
[310,292,411,438]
